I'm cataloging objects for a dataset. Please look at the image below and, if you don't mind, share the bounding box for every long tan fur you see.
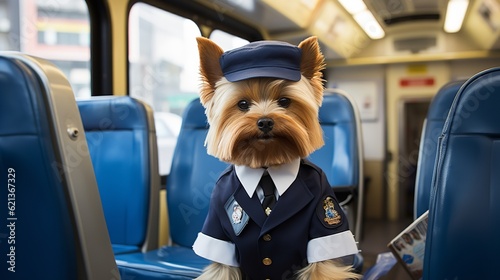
[296,260,361,280]
[196,37,224,106]
[195,263,242,280]
[202,77,325,168]
[197,36,326,168]
[298,36,326,107]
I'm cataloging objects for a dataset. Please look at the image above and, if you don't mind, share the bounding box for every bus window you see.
[0,0,90,98]
[129,3,201,116]
[209,29,249,51]
[129,3,201,175]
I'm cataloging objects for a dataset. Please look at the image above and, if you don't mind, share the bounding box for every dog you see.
[192,36,361,280]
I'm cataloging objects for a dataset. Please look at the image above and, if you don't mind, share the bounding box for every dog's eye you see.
[278,97,291,108]
[238,100,250,111]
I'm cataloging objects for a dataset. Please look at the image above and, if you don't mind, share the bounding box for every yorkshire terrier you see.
[192,36,360,280]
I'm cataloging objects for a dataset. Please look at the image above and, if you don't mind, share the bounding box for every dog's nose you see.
[257,118,274,133]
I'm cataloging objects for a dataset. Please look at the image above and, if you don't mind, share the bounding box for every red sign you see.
[400,77,435,87]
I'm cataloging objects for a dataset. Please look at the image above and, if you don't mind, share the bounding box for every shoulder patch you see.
[224,195,249,236]
[316,195,343,228]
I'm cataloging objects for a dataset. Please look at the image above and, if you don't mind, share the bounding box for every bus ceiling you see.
[194,0,500,65]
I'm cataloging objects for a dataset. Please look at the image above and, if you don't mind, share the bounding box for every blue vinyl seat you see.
[308,89,364,241]
[78,96,160,254]
[413,80,465,219]
[423,67,500,279]
[0,53,117,279]
[115,98,229,279]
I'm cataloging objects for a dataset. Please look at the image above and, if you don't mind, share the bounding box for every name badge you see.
[225,195,249,236]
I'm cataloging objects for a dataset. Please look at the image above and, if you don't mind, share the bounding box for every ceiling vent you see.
[393,36,437,53]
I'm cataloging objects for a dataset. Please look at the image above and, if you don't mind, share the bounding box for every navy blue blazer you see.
[195,159,357,279]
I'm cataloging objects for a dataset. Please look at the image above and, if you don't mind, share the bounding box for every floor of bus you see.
[359,217,413,279]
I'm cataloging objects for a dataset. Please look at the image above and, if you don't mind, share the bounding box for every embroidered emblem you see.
[232,202,243,224]
[323,196,341,226]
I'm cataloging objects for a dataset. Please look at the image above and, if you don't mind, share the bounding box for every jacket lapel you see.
[261,175,314,235]
[230,167,314,234]
[234,185,267,228]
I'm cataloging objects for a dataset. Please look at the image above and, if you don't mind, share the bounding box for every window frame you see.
[127,0,263,44]
[86,0,113,95]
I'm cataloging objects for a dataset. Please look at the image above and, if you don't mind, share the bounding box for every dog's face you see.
[197,37,325,168]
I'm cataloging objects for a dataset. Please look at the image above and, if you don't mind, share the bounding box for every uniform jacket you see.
[193,159,358,279]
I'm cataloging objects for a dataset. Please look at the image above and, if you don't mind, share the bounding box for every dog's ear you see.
[197,37,224,105]
[298,36,325,105]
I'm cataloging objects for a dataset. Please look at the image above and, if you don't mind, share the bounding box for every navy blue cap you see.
[220,41,302,82]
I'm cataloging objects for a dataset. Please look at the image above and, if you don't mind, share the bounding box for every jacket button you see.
[262,258,272,266]
[263,234,272,241]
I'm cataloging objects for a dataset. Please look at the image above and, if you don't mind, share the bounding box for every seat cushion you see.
[0,55,79,279]
[413,80,464,218]
[116,246,210,280]
[423,68,500,279]
[113,244,142,255]
[309,93,359,188]
[78,97,152,249]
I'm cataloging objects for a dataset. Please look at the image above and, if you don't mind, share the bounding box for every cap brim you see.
[224,67,301,82]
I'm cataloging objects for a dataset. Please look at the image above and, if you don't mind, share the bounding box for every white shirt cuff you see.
[192,232,239,267]
[307,231,358,263]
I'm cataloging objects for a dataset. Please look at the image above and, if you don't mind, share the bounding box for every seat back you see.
[413,80,465,219]
[0,53,117,279]
[423,68,500,279]
[78,96,159,254]
[166,98,229,247]
[308,89,364,240]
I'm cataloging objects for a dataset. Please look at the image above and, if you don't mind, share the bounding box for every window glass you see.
[129,3,201,175]
[0,0,90,98]
[209,29,249,51]
[129,3,201,117]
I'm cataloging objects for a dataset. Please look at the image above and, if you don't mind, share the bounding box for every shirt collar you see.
[235,158,301,198]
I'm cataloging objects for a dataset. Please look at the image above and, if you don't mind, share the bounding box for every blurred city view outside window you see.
[209,29,249,52]
[128,3,250,117]
[129,2,202,117]
[0,0,90,98]
[128,3,248,175]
